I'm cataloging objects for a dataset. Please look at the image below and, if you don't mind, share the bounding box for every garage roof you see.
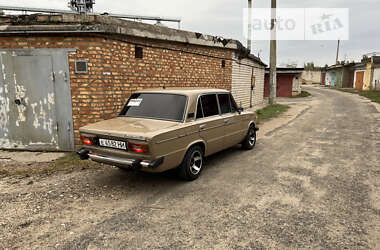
[0,13,265,66]
[265,67,304,74]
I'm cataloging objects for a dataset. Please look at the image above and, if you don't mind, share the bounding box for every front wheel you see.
[178,146,204,181]
[242,125,257,150]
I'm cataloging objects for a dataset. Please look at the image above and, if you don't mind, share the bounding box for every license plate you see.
[99,139,127,150]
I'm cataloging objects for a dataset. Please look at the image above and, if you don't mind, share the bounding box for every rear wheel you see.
[178,145,204,181]
[242,125,257,150]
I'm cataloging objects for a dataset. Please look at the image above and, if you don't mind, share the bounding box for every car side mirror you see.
[237,101,244,114]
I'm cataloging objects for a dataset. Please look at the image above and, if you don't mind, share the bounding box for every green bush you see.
[256,104,290,123]
[290,91,312,98]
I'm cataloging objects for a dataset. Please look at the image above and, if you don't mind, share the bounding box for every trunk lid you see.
[79,117,179,139]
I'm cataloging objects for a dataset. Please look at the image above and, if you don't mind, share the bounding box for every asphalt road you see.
[1,87,379,249]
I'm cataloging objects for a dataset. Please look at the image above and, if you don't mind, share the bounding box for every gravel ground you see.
[0,86,379,249]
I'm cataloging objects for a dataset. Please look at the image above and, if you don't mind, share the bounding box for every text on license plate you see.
[99,139,127,150]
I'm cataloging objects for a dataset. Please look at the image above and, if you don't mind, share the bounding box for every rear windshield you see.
[120,93,187,122]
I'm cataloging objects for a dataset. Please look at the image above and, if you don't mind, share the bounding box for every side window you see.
[201,94,219,117]
[196,98,204,119]
[218,94,232,114]
[229,94,238,112]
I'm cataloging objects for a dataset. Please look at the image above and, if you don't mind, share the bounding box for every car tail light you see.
[128,142,149,154]
[81,136,94,146]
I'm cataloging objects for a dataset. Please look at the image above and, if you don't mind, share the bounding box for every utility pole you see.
[269,0,277,104]
[247,0,252,52]
[335,39,340,64]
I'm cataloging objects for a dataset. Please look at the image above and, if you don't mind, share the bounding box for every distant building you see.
[325,55,380,90]
[361,55,380,91]
[264,68,303,97]
[302,70,322,85]
[325,63,355,88]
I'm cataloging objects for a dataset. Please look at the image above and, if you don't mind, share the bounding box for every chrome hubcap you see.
[189,151,203,175]
[249,129,256,146]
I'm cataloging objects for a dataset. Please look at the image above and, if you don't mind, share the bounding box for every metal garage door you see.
[0,49,74,151]
[276,74,293,97]
[331,72,336,87]
[355,71,364,90]
[321,72,326,85]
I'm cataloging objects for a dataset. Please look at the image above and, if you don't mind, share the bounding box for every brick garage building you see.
[0,14,265,151]
[264,68,303,97]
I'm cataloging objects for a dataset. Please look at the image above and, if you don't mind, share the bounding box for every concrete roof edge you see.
[233,42,267,67]
[327,63,356,70]
[265,67,304,73]
[0,14,246,51]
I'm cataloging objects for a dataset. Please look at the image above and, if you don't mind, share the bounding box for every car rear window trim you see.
[119,93,189,123]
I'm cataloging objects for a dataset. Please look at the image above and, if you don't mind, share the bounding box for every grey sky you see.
[1,0,379,67]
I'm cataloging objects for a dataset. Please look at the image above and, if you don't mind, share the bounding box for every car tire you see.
[242,125,257,150]
[178,145,204,181]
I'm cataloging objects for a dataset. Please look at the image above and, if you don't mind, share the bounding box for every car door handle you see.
[199,124,206,130]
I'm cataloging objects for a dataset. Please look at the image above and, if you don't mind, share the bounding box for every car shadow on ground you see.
[90,144,252,192]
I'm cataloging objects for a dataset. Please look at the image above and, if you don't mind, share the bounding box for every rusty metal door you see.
[1,54,58,150]
[321,72,326,85]
[355,71,364,90]
[0,49,75,151]
[276,74,293,97]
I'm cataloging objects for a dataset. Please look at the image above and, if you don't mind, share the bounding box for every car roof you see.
[134,88,230,97]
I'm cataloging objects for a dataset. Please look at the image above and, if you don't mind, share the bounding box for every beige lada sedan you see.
[77,88,259,180]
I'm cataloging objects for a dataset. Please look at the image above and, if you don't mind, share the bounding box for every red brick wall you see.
[0,34,233,145]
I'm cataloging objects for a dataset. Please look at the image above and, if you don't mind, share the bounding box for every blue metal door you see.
[331,72,336,87]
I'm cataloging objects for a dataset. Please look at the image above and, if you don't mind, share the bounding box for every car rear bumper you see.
[77,148,164,170]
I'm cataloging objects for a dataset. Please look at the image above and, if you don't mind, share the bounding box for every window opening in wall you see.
[135,46,143,59]
[75,60,88,74]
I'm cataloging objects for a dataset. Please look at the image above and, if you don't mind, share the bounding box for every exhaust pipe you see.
[77,148,90,160]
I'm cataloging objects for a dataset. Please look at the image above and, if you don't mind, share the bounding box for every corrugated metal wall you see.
[231,53,265,108]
